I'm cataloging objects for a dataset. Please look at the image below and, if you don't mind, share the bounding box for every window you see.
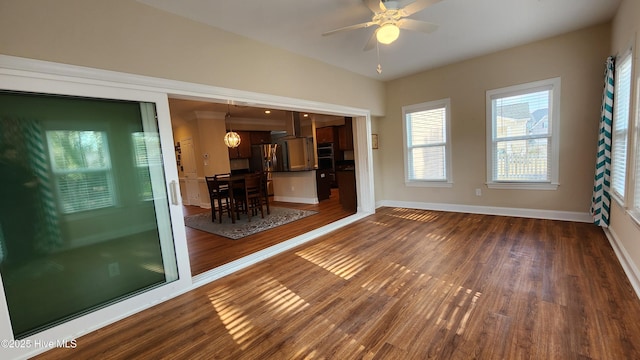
[633,76,640,222]
[47,130,114,213]
[132,131,162,201]
[403,99,452,186]
[486,78,560,190]
[611,52,633,202]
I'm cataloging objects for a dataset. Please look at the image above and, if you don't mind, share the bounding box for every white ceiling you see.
[138,0,620,81]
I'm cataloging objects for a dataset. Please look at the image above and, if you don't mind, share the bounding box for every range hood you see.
[274,111,306,138]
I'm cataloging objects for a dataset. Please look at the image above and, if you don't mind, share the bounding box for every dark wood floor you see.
[186,189,354,275]
[36,208,640,359]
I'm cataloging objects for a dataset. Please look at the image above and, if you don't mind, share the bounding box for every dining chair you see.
[205,175,231,223]
[256,171,271,215]
[236,173,264,222]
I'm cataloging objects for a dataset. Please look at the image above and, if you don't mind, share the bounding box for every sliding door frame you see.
[0,54,375,359]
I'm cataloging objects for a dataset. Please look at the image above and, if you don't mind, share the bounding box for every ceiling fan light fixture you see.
[376,23,400,44]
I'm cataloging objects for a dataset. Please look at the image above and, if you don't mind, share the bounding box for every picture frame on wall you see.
[372,134,379,149]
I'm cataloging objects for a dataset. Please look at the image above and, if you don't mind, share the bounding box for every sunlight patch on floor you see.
[208,286,258,349]
[364,219,391,227]
[296,243,368,280]
[255,276,310,320]
[422,277,482,336]
[360,262,415,294]
[208,275,311,349]
[386,207,441,222]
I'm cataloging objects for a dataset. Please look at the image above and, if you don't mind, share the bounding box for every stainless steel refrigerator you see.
[250,143,277,195]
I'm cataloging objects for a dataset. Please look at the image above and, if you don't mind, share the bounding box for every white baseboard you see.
[603,227,640,300]
[376,200,592,223]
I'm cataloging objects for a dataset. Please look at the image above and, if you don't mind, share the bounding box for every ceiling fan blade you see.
[399,0,442,17]
[363,31,378,51]
[322,21,377,36]
[397,18,438,33]
[363,0,386,13]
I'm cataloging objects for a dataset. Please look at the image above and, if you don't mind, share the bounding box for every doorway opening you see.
[167,96,366,275]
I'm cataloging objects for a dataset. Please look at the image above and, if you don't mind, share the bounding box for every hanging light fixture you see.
[223,104,241,148]
[376,23,400,45]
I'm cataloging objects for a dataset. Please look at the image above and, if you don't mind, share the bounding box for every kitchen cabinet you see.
[336,169,356,212]
[316,126,337,144]
[228,131,252,159]
[250,131,271,145]
[338,117,353,151]
[316,168,332,201]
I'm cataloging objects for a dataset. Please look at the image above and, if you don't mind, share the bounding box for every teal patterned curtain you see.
[591,56,615,227]
[0,117,62,253]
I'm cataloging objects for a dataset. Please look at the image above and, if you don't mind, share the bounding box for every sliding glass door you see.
[0,91,178,338]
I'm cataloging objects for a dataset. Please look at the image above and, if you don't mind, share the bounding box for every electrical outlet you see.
[108,262,120,277]
[475,188,482,196]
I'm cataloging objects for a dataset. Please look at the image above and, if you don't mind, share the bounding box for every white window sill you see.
[406,180,453,188]
[628,210,640,228]
[486,182,559,190]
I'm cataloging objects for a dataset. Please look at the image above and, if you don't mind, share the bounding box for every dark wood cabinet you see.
[250,131,271,145]
[336,170,356,212]
[228,131,252,159]
[316,169,332,201]
[228,131,271,159]
[338,117,353,151]
[316,126,337,144]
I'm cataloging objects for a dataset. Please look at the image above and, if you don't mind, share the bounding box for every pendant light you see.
[224,104,241,148]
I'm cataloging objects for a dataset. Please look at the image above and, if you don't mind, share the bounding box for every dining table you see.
[215,173,270,223]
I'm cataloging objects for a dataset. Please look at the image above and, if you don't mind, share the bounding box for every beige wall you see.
[609,0,640,289]
[378,23,611,213]
[196,116,230,177]
[0,0,385,116]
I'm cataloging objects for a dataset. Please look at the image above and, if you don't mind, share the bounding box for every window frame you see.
[611,50,634,205]
[402,98,453,187]
[486,77,561,190]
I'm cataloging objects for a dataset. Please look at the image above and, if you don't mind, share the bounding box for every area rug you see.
[184,207,317,240]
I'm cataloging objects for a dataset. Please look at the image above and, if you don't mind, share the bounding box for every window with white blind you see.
[632,73,640,221]
[132,132,162,201]
[46,130,115,213]
[403,98,452,186]
[611,52,633,203]
[634,77,640,221]
[486,78,560,190]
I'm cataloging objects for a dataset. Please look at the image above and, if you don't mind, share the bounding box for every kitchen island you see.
[272,170,319,204]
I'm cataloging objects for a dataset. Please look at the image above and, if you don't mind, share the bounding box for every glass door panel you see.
[0,91,178,338]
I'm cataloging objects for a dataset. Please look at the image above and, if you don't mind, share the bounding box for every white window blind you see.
[486,78,560,189]
[633,69,640,219]
[611,53,633,202]
[132,132,162,201]
[635,110,640,216]
[47,130,114,213]
[404,99,451,184]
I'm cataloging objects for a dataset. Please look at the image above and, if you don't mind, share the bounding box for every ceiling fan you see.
[322,0,441,51]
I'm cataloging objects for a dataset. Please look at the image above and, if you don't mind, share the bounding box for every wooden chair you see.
[205,175,231,223]
[236,173,264,222]
[256,171,270,215]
